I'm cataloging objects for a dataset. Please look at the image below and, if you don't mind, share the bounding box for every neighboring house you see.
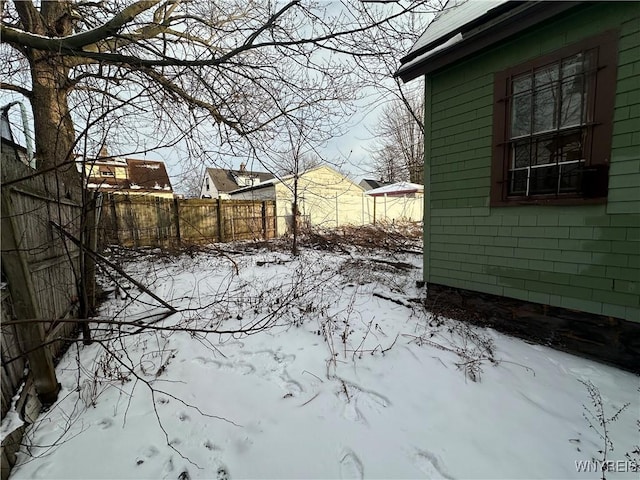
[228,165,365,234]
[80,149,174,198]
[228,165,423,234]
[359,179,389,191]
[397,0,639,368]
[200,163,274,199]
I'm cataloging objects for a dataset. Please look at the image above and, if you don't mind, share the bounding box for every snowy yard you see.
[7,226,639,479]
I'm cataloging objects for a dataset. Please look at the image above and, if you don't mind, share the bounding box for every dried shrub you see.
[300,222,423,254]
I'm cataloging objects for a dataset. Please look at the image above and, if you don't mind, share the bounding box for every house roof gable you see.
[206,167,274,193]
[127,159,173,191]
[359,179,389,191]
[403,0,510,61]
[228,165,363,195]
[397,0,585,81]
[290,165,364,193]
[81,156,173,193]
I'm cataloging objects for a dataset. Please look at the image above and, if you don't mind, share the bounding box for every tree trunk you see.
[17,1,80,194]
[30,54,80,193]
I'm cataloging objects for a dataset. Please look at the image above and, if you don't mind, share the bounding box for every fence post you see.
[154,197,161,245]
[0,190,59,405]
[216,197,224,242]
[261,201,267,239]
[173,197,181,246]
[109,194,119,244]
[373,197,377,225]
[271,201,278,238]
[384,194,388,220]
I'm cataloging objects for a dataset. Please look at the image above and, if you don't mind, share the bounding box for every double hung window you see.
[491,32,618,205]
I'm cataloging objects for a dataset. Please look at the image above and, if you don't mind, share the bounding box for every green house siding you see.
[425,3,640,322]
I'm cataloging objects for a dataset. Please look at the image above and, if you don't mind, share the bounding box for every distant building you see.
[365,181,424,198]
[79,148,174,198]
[229,165,366,234]
[200,163,274,199]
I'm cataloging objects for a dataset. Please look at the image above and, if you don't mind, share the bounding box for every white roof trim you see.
[365,182,424,196]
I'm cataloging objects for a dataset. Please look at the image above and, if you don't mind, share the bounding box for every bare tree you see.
[1,1,441,195]
[370,93,425,184]
[174,166,205,198]
[344,1,441,182]
[264,106,326,255]
[372,144,406,184]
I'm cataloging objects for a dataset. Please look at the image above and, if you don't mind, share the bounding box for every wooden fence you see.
[0,291,24,420]
[99,195,277,247]
[1,146,84,479]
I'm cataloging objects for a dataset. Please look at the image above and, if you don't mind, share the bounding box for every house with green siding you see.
[397,0,639,370]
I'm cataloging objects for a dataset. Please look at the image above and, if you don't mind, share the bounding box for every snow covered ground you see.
[7,228,639,479]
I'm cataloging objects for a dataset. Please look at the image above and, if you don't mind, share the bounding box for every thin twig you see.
[298,392,320,407]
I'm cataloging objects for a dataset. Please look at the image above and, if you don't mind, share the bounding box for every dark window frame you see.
[491,30,618,206]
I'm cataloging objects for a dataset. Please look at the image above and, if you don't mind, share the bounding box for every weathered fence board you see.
[1,146,85,480]
[0,291,25,420]
[100,195,277,247]
[178,199,220,243]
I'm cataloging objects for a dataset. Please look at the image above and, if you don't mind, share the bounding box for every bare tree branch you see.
[0,81,32,98]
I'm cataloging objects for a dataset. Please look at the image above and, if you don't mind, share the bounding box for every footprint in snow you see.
[339,449,364,480]
[97,418,113,429]
[162,457,174,476]
[193,357,255,375]
[217,465,230,480]
[204,440,222,451]
[414,449,454,479]
[241,350,296,373]
[281,377,304,397]
[135,445,159,466]
[342,402,367,425]
[338,380,390,424]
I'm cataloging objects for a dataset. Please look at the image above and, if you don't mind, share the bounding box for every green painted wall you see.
[425,3,640,322]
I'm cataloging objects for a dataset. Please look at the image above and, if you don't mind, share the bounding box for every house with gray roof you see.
[200,163,274,199]
[359,179,390,191]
